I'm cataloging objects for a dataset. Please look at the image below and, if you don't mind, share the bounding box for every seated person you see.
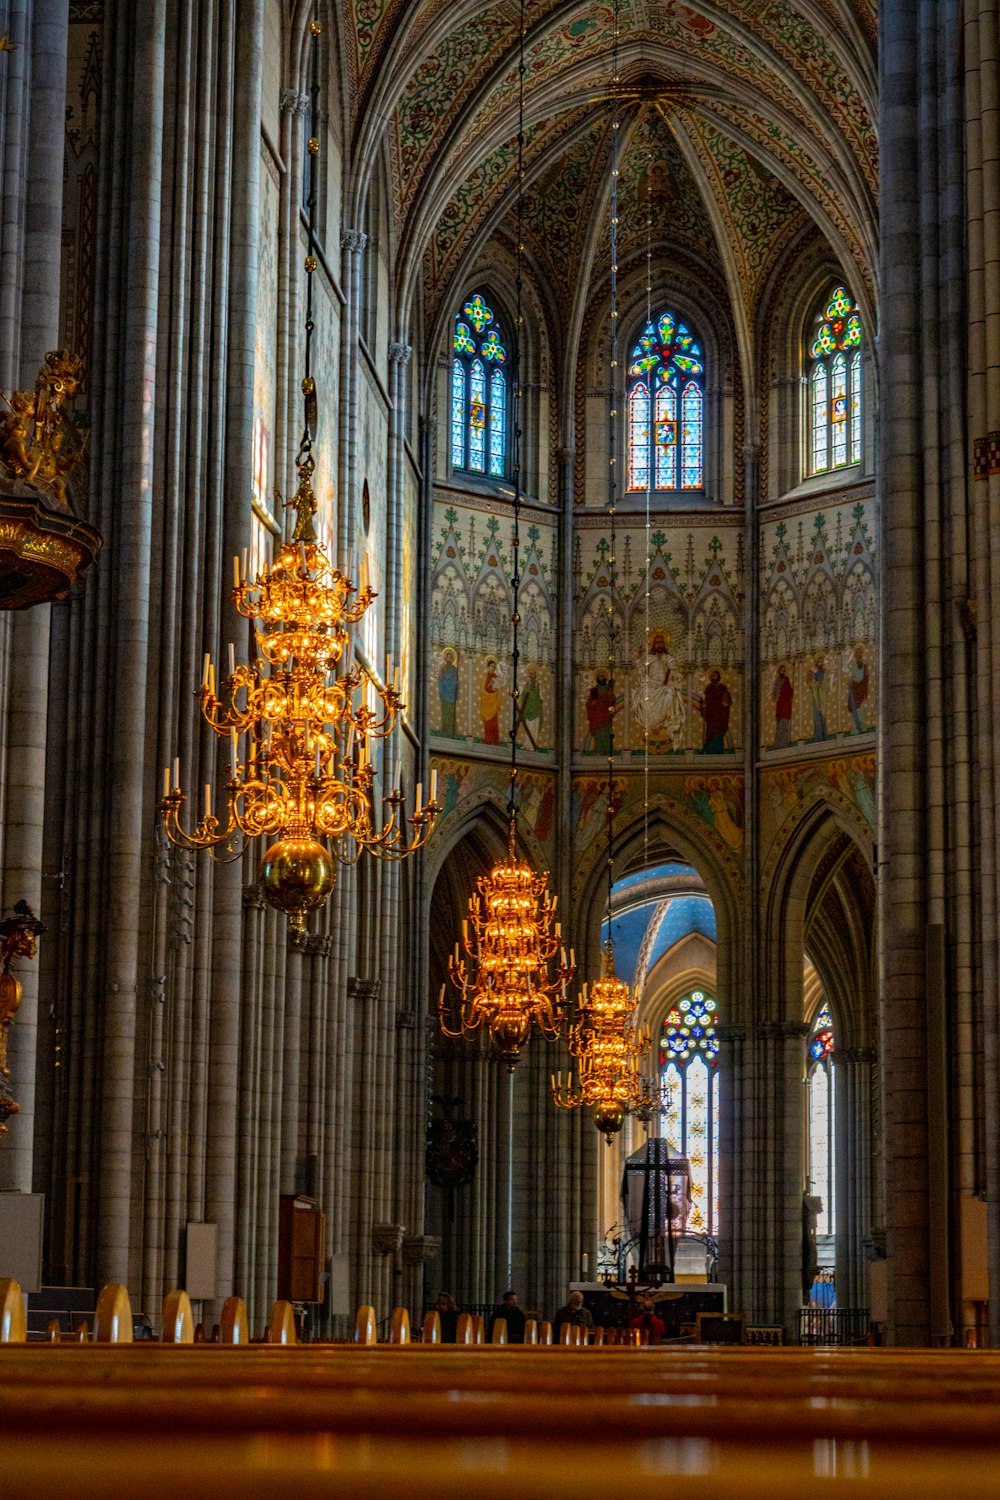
[434,1292,459,1343]
[490,1289,527,1344]
[553,1289,594,1334]
[629,1297,667,1345]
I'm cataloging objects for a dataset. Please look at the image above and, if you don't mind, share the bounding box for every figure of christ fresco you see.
[633,630,686,748]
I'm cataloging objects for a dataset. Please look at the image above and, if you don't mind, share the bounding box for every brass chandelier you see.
[438,0,573,1070]
[160,7,438,936]
[552,942,659,1141]
[552,0,657,1141]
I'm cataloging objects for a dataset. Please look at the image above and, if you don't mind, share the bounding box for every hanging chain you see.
[506,0,527,835]
[642,126,653,880]
[604,0,622,942]
[290,1,322,543]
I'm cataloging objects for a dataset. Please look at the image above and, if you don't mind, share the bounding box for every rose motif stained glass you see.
[659,991,719,1234]
[451,292,509,477]
[627,309,704,492]
[807,1002,836,1237]
[809,287,862,476]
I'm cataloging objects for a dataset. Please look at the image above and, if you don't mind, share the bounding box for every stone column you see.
[832,1047,876,1311]
[752,1021,810,1336]
[879,0,966,1344]
[0,0,69,1196]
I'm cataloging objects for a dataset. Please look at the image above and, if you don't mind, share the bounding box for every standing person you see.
[695,669,733,753]
[553,1289,594,1335]
[584,669,618,754]
[518,665,544,749]
[438,648,460,738]
[809,655,828,741]
[434,1292,460,1343]
[771,662,793,748]
[629,1297,667,1345]
[490,1289,527,1344]
[844,644,870,732]
[480,658,501,744]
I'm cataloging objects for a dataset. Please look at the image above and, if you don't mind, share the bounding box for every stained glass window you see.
[627,309,705,492]
[808,287,862,476]
[451,293,509,477]
[807,1003,835,1237]
[659,990,719,1234]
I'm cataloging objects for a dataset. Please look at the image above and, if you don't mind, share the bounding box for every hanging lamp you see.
[551,0,658,1141]
[439,0,573,1071]
[160,5,439,937]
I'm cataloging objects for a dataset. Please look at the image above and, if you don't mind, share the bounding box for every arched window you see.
[807,1003,836,1237]
[451,293,509,479]
[627,309,704,492]
[808,287,862,475]
[659,990,719,1234]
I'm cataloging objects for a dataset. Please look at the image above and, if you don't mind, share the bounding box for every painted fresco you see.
[429,498,556,756]
[310,265,341,560]
[252,147,280,529]
[429,755,557,856]
[400,459,419,716]
[759,498,876,755]
[569,768,745,905]
[358,370,389,670]
[760,751,876,874]
[573,520,744,758]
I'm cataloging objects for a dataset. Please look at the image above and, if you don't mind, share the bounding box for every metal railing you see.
[799,1307,871,1346]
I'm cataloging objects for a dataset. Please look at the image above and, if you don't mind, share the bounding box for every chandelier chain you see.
[507,0,527,830]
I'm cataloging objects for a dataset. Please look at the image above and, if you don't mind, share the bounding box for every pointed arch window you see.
[627,309,704,492]
[451,293,509,479]
[659,990,719,1234]
[807,1003,836,1237]
[808,287,862,476]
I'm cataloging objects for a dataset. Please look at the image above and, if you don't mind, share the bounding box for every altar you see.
[571,1282,728,1335]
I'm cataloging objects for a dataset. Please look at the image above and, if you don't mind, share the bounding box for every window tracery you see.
[626,309,704,492]
[451,293,509,479]
[659,990,719,1233]
[808,287,862,475]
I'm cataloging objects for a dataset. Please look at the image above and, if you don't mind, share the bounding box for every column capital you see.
[348,975,382,1004]
[741,442,762,464]
[758,1019,810,1041]
[388,340,412,365]
[280,87,311,117]
[307,933,333,957]
[341,228,368,255]
[241,884,267,910]
[834,1045,877,1065]
[717,1022,748,1044]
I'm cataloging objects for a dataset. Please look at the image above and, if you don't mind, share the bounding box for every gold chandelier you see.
[437,0,572,1070]
[551,943,658,1141]
[160,472,437,937]
[160,6,438,936]
[440,822,573,1071]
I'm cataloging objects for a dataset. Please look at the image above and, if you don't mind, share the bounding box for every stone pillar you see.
[717,1022,747,1301]
[879,0,966,1344]
[752,1020,810,1337]
[0,0,69,1195]
[833,1046,875,1311]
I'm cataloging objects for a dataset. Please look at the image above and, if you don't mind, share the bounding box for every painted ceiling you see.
[343,0,877,328]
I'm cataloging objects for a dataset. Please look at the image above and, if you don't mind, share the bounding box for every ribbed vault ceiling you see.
[342,0,877,335]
